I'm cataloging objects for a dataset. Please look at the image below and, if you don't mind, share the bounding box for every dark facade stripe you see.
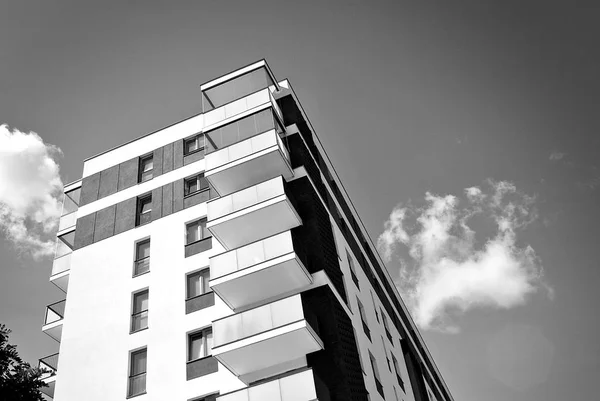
[162,183,173,217]
[73,213,96,249]
[183,190,210,209]
[114,198,137,235]
[152,187,163,221]
[174,140,184,169]
[186,356,218,381]
[117,158,139,191]
[184,151,204,166]
[184,237,212,258]
[173,179,184,212]
[93,205,116,243]
[153,147,163,177]
[98,165,119,199]
[80,172,101,207]
[163,142,174,174]
[185,291,215,314]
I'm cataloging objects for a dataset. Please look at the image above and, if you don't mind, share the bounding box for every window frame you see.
[131,289,149,333]
[127,347,147,398]
[133,238,150,277]
[184,134,205,156]
[136,194,152,226]
[186,268,211,300]
[357,297,371,341]
[184,174,209,197]
[185,218,208,245]
[138,154,154,183]
[187,327,213,362]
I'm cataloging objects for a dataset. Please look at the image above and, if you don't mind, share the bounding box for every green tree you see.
[0,324,47,401]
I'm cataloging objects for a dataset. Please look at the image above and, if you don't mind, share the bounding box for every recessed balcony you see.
[211,294,323,383]
[217,368,323,401]
[39,353,58,399]
[50,253,71,293]
[42,300,65,342]
[210,231,311,310]
[205,129,292,196]
[207,176,301,250]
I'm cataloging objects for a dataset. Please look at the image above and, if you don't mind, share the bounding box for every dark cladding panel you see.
[153,147,163,177]
[80,173,101,206]
[173,179,184,213]
[183,190,210,209]
[183,151,204,166]
[162,183,173,217]
[186,356,218,381]
[162,142,174,174]
[93,205,116,242]
[98,165,119,199]
[118,158,139,191]
[74,213,96,249]
[152,187,162,221]
[174,140,184,169]
[114,197,137,235]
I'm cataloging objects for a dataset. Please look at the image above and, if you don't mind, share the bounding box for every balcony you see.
[58,211,77,232]
[42,300,65,342]
[210,231,311,310]
[39,353,58,399]
[211,294,323,383]
[205,128,293,196]
[217,368,322,401]
[207,176,301,250]
[50,253,71,293]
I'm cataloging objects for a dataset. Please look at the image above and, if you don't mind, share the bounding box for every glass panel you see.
[186,221,200,244]
[131,311,148,332]
[128,373,146,397]
[136,240,150,259]
[189,332,203,360]
[185,176,199,195]
[58,231,75,249]
[205,328,213,354]
[187,272,201,298]
[134,291,148,313]
[62,193,78,216]
[66,187,81,205]
[201,270,210,293]
[202,67,273,111]
[131,350,147,375]
[204,109,277,154]
[185,137,199,154]
[140,197,152,214]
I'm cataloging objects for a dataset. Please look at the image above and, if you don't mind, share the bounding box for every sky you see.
[1,1,599,400]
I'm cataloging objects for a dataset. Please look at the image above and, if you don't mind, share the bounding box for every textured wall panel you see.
[183,151,204,166]
[118,158,139,191]
[183,190,210,210]
[114,198,137,235]
[152,187,162,221]
[161,183,173,217]
[74,213,96,249]
[174,140,184,169]
[98,165,119,200]
[162,142,174,174]
[80,173,101,206]
[173,179,184,213]
[186,356,218,381]
[93,205,116,243]
[184,237,212,258]
[185,291,215,314]
[153,147,163,177]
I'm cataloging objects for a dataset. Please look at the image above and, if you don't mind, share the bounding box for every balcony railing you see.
[217,368,320,401]
[58,211,77,232]
[39,353,58,378]
[207,176,301,250]
[211,294,323,381]
[44,301,65,325]
[209,231,311,310]
[203,88,274,129]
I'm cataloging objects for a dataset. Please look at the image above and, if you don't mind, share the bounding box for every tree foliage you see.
[0,324,47,401]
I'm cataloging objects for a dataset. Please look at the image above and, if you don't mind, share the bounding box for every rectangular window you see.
[347,250,359,288]
[371,291,379,323]
[370,352,384,397]
[381,309,393,343]
[139,154,153,182]
[187,269,210,299]
[186,219,208,245]
[188,328,213,361]
[392,355,405,391]
[134,239,150,276]
[184,174,209,197]
[128,348,147,397]
[136,195,152,226]
[357,297,371,340]
[131,290,149,333]
[184,134,204,155]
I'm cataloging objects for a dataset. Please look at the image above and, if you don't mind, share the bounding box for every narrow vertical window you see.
[128,348,147,397]
[184,134,204,155]
[131,290,149,333]
[136,194,152,226]
[188,328,213,361]
[357,297,371,341]
[371,291,379,323]
[186,219,208,245]
[370,352,384,397]
[347,250,359,288]
[139,154,153,182]
[382,336,391,372]
[392,355,405,392]
[134,239,150,276]
[381,309,393,344]
[187,269,210,299]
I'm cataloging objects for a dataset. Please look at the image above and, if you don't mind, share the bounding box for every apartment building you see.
[38,60,454,401]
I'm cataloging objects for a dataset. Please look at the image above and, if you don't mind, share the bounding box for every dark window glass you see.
[139,155,153,182]
[188,328,213,361]
[184,174,209,196]
[137,195,152,226]
[185,134,204,155]
[128,349,147,397]
[186,219,207,245]
[131,290,149,332]
[134,240,150,276]
[187,269,210,299]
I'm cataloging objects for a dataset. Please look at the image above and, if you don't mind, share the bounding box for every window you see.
[134,239,150,276]
[357,297,371,340]
[370,352,384,398]
[188,328,213,361]
[392,355,405,391]
[382,336,391,372]
[381,309,393,343]
[131,290,149,333]
[128,348,147,397]
[184,134,204,155]
[371,291,380,323]
[139,154,153,182]
[186,219,208,245]
[137,195,152,226]
[184,174,209,196]
[347,250,359,288]
[187,269,210,299]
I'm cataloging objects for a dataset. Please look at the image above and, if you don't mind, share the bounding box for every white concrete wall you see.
[55,201,246,401]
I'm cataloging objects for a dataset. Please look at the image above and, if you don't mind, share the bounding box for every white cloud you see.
[378,180,551,333]
[0,125,63,259]
[549,151,565,161]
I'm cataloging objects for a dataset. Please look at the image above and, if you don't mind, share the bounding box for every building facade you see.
[39,60,454,401]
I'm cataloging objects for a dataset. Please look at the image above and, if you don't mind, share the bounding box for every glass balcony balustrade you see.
[207,176,301,250]
[211,294,323,382]
[210,231,311,310]
[42,300,66,342]
[38,353,58,398]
